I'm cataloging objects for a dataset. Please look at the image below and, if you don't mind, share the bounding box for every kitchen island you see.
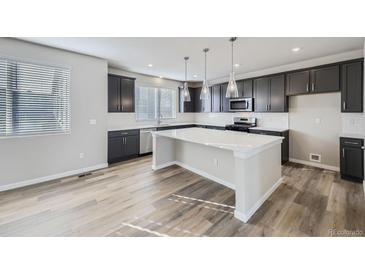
[152,127,284,223]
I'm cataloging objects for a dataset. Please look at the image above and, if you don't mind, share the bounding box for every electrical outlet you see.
[79,152,85,159]
[315,118,321,124]
[89,119,97,125]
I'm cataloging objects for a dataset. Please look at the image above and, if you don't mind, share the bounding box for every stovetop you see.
[225,117,257,132]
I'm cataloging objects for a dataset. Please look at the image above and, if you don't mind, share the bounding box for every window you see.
[135,86,176,121]
[0,58,70,137]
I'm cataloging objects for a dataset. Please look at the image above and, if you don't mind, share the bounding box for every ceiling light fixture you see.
[226,37,239,98]
[182,57,191,102]
[234,63,240,67]
[193,74,198,78]
[147,64,153,67]
[291,47,301,52]
[200,48,210,100]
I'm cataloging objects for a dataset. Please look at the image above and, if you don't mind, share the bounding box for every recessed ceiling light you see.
[234,64,240,67]
[159,76,163,79]
[193,74,198,78]
[291,47,301,52]
[147,64,153,67]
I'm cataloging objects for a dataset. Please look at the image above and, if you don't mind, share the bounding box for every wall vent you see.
[309,153,321,163]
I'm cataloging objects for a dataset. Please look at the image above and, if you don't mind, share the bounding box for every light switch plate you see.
[89,119,97,125]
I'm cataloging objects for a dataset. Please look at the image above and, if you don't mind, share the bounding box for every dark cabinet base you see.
[249,129,289,164]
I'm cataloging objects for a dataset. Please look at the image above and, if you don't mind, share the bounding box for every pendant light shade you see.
[226,37,239,98]
[200,48,210,100]
[182,56,191,102]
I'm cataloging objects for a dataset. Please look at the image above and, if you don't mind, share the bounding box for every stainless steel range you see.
[225,117,256,132]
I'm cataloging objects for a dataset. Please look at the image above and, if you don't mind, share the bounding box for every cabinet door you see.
[221,83,230,112]
[310,65,339,93]
[269,74,286,112]
[237,80,244,97]
[341,146,364,180]
[286,70,310,95]
[211,85,221,112]
[124,135,139,157]
[108,137,124,162]
[341,61,363,112]
[193,89,202,112]
[120,77,135,112]
[254,77,270,112]
[108,75,121,112]
[243,79,253,98]
[179,87,195,112]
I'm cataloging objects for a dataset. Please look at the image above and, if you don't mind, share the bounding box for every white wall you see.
[107,68,195,130]
[289,93,341,168]
[0,38,108,189]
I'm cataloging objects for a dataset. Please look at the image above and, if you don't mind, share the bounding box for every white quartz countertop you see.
[153,127,283,154]
[249,127,289,132]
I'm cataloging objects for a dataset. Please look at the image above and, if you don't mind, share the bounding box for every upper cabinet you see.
[254,74,287,112]
[341,61,363,113]
[286,70,310,95]
[310,65,340,93]
[179,87,195,113]
[286,65,340,95]
[108,74,136,112]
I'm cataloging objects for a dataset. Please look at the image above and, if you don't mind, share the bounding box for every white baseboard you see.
[0,163,108,192]
[152,161,177,171]
[152,160,235,190]
[234,177,284,223]
[289,157,339,172]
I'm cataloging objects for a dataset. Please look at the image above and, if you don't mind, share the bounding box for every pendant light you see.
[225,37,239,98]
[200,48,210,100]
[182,56,191,102]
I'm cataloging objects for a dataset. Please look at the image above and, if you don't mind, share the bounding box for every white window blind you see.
[0,58,71,137]
[135,86,176,121]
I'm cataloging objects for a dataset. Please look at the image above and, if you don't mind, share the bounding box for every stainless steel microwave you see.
[229,98,253,112]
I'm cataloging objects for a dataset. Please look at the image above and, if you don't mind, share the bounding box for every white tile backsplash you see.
[341,113,365,135]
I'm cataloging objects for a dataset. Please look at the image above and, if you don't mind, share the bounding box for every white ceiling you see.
[20,37,364,82]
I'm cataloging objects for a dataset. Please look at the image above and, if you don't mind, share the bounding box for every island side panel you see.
[174,140,235,190]
[234,143,282,223]
[152,135,176,170]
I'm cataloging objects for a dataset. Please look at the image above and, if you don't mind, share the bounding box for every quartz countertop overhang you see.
[152,127,284,155]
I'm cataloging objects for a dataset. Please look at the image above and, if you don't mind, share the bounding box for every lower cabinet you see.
[108,129,140,164]
[340,137,364,183]
[249,129,289,164]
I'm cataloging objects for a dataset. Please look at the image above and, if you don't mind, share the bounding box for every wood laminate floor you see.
[0,156,364,237]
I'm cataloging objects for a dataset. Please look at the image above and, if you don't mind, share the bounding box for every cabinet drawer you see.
[108,129,139,138]
[340,137,363,147]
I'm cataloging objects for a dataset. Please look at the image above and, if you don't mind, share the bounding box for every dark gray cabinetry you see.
[194,87,211,112]
[310,65,340,93]
[243,79,253,98]
[249,129,289,164]
[286,70,310,95]
[340,137,364,183]
[254,74,287,112]
[341,61,363,113]
[108,74,135,112]
[179,87,195,113]
[108,129,139,163]
[211,85,221,112]
[286,65,340,95]
[220,83,230,112]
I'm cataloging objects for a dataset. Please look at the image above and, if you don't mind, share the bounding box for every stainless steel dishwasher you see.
[139,128,156,154]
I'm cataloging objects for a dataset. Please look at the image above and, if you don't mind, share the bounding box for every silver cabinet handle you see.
[343,101,346,110]
[312,83,315,91]
[342,148,345,158]
[306,83,309,92]
[121,105,124,111]
[361,146,365,150]
[344,141,360,145]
